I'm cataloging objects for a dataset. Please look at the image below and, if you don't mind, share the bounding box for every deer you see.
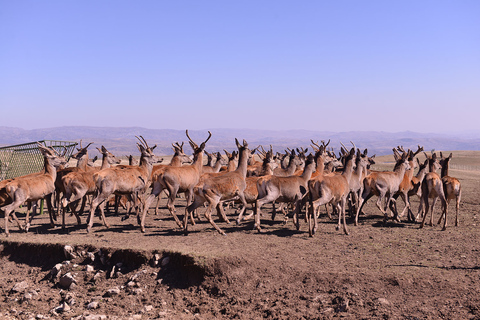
[273,149,303,177]
[386,146,425,222]
[236,148,278,224]
[150,142,193,215]
[51,141,94,223]
[141,131,212,231]
[87,136,160,233]
[437,152,462,227]
[308,148,357,236]
[0,143,67,236]
[398,157,429,222]
[354,149,411,226]
[254,153,316,232]
[60,146,121,229]
[220,149,238,172]
[418,152,448,230]
[202,152,227,174]
[184,139,251,235]
[426,152,462,226]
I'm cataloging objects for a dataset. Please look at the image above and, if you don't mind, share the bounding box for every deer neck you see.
[212,158,223,172]
[441,161,449,177]
[235,149,249,178]
[100,155,110,170]
[416,167,427,182]
[405,160,415,180]
[43,157,59,181]
[170,154,183,166]
[76,154,89,171]
[315,156,326,174]
[227,159,237,172]
[139,155,155,177]
[301,161,316,181]
[193,151,204,173]
[285,159,297,175]
[342,157,355,182]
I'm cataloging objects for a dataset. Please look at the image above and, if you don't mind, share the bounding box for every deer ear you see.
[449,153,453,159]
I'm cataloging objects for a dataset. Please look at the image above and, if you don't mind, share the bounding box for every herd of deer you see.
[0,131,462,237]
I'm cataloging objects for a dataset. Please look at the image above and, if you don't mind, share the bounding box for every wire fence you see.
[0,140,77,181]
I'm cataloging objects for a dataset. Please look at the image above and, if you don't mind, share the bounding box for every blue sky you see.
[1,1,479,133]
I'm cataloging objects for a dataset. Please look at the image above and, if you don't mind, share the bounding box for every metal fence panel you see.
[0,140,77,180]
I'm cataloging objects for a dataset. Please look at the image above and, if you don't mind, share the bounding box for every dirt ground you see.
[1,155,480,320]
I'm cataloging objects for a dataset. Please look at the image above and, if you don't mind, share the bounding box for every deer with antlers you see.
[184,139,250,235]
[236,148,278,224]
[86,136,160,233]
[0,143,67,236]
[150,142,193,215]
[386,146,425,221]
[354,148,411,226]
[141,131,212,231]
[308,148,357,236]
[60,146,121,229]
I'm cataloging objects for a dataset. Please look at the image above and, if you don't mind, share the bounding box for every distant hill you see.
[0,126,479,157]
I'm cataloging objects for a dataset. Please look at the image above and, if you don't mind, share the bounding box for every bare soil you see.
[1,154,480,320]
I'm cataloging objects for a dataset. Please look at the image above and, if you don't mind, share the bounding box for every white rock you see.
[64,245,76,259]
[87,301,99,310]
[85,265,95,273]
[83,315,107,320]
[377,297,391,306]
[87,252,96,262]
[11,281,28,293]
[105,287,121,297]
[142,305,154,313]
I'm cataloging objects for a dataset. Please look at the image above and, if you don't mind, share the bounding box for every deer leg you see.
[439,195,448,231]
[455,192,461,227]
[166,189,183,228]
[293,199,301,231]
[24,201,38,232]
[340,197,349,235]
[184,194,206,234]
[203,200,226,236]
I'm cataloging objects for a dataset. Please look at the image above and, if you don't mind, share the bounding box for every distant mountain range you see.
[0,126,479,157]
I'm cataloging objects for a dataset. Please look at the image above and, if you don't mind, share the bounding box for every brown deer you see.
[354,149,411,226]
[385,146,424,221]
[220,149,238,172]
[436,152,461,227]
[60,146,121,229]
[236,149,278,224]
[418,152,448,230]
[254,153,316,232]
[0,143,67,236]
[308,148,357,236]
[184,139,250,235]
[151,142,193,215]
[273,149,303,177]
[87,136,160,233]
[141,131,212,231]
[202,152,227,174]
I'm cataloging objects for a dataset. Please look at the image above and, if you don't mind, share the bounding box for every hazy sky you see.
[1,1,479,133]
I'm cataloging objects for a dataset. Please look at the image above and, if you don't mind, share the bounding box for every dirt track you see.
[1,163,480,319]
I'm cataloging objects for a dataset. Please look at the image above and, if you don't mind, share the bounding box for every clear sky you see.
[1,1,479,133]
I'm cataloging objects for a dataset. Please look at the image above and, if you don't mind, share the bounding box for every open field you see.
[1,151,479,319]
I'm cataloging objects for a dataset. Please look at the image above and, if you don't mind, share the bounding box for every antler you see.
[413,145,424,157]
